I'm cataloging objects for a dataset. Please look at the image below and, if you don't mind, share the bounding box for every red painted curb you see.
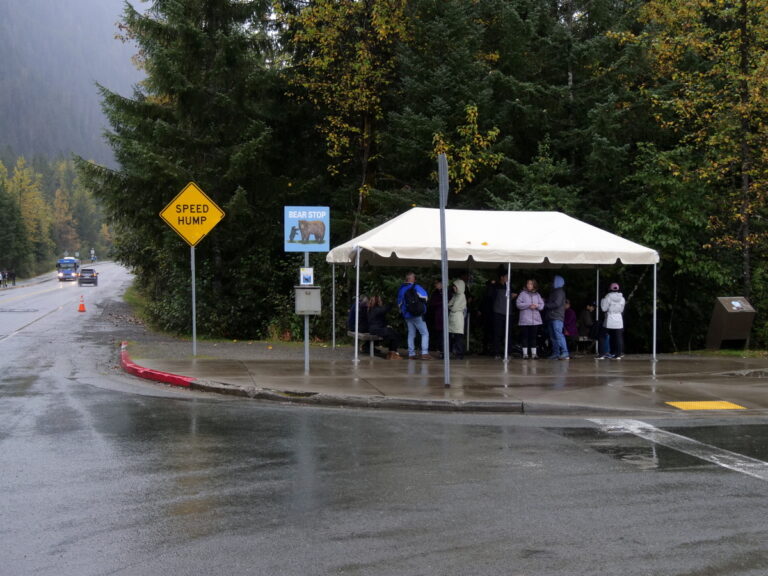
[120,341,194,388]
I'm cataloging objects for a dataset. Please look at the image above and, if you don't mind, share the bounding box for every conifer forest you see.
[14,0,768,352]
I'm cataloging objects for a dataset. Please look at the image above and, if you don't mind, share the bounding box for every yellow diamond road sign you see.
[160,182,225,246]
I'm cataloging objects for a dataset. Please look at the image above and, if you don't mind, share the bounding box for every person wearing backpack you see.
[397,272,432,360]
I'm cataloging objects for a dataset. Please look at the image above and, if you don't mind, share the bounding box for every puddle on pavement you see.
[666,425,768,461]
[552,428,713,471]
[0,375,40,397]
[554,425,768,471]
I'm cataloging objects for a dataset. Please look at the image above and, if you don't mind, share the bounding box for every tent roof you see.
[326,208,659,268]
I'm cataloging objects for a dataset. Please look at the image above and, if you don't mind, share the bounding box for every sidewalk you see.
[120,338,768,416]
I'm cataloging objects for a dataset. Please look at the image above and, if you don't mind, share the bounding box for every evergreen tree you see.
[0,162,29,274]
[284,0,408,239]
[51,187,80,253]
[382,0,492,206]
[6,158,55,272]
[628,0,768,298]
[77,0,289,337]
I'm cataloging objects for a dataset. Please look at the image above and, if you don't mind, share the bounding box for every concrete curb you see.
[119,341,525,412]
[120,341,195,388]
[187,378,526,412]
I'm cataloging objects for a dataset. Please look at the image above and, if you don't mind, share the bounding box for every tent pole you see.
[504,262,511,364]
[465,262,472,353]
[595,268,600,322]
[332,263,336,350]
[652,263,658,363]
[354,246,360,365]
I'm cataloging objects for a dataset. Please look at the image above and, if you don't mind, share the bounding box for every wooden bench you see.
[348,331,383,357]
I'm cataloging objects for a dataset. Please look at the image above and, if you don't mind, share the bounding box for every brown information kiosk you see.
[705,297,756,349]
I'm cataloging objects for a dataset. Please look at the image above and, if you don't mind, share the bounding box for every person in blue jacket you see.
[396,272,432,360]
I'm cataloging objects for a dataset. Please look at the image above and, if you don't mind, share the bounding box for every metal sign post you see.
[285,206,330,374]
[191,245,197,356]
[304,252,310,374]
[160,182,225,356]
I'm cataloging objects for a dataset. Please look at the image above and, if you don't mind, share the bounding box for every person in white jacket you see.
[600,283,626,359]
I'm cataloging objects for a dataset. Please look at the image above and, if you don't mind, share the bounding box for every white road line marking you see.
[589,418,768,482]
[0,306,62,343]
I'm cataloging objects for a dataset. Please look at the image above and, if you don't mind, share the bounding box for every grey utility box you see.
[295,286,322,315]
[705,297,756,349]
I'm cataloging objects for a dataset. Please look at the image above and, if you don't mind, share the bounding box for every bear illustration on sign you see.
[289,220,326,243]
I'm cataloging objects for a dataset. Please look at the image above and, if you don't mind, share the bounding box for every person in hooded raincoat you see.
[600,283,626,359]
[545,275,570,360]
[448,278,467,359]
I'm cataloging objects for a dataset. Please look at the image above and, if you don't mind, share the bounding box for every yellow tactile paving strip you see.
[666,401,747,410]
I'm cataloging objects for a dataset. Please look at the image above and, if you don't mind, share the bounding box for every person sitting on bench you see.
[367,295,402,360]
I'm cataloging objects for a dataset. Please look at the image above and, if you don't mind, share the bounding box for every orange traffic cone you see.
[78,296,86,313]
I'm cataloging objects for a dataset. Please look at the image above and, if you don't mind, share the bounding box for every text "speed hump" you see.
[160,182,225,246]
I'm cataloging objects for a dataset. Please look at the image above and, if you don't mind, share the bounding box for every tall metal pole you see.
[438,153,450,388]
[465,262,472,353]
[595,269,600,322]
[332,263,336,349]
[354,246,361,365]
[652,263,658,363]
[191,245,197,356]
[595,268,600,357]
[504,262,511,364]
[304,252,310,375]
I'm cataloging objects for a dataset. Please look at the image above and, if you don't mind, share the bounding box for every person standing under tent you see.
[491,271,517,359]
[563,299,579,354]
[601,283,626,359]
[459,272,474,351]
[578,302,596,338]
[595,314,612,359]
[578,301,598,355]
[397,272,432,360]
[480,278,496,355]
[516,278,545,359]
[448,278,467,359]
[426,279,444,356]
[545,275,570,360]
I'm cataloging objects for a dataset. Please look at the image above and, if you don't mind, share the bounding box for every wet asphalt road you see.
[2,266,768,576]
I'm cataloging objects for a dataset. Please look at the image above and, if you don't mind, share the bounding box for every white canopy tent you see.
[328,208,659,267]
[326,208,660,362]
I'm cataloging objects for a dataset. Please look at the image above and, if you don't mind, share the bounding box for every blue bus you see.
[56,257,80,281]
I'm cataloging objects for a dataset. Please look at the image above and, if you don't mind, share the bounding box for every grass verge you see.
[683,348,768,358]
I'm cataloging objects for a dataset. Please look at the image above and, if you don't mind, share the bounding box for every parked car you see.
[78,268,98,286]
